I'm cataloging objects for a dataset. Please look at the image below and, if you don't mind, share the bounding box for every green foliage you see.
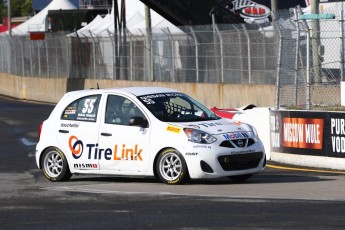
[12,0,32,17]
[21,0,33,16]
[0,0,6,22]
[1,0,32,18]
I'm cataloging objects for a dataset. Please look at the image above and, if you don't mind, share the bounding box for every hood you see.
[169,118,253,135]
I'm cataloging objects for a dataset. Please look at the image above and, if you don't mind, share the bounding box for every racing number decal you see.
[82,98,97,114]
[76,95,100,122]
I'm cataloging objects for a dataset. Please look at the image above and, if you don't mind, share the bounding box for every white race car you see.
[36,87,266,184]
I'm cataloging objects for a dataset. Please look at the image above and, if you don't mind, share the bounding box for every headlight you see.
[184,128,217,144]
[248,124,259,137]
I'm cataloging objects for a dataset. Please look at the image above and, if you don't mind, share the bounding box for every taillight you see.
[38,122,43,139]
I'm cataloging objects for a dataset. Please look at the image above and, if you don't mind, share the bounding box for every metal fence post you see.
[145,6,153,82]
[65,36,69,78]
[294,8,300,107]
[13,38,18,75]
[21,39,25,76]
[212,14,220,83]
[1,38,3,71]
[155,35,162,82]
[190,27,199,82]
[107,29,116,80]
[232,25,244,83]
[165,28,175,82]
[126,29,134,81]
[274,22,282,109]
[29,38,33,77]
[6,36,12,74]
[37,41,41,77]
[45,39,49,77]
[306,24,311,110]
[0,38,3,71]
[242,24,252,83]
[215,25,224,83]
[341,8,344,81]
[55,37,59,78]
[139,29,148,81]
[89,32,97,79]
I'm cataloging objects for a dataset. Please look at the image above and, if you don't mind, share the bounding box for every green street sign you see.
[298,14,336,20]
[319,0,345,2]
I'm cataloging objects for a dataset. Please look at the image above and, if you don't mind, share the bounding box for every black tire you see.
[41,147,72,182]
[156,148,190,185]
[228,174,253,182]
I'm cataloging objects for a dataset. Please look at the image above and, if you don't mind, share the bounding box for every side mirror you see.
[129,116,148,128]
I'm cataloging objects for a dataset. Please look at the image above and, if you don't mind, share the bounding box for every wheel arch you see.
[152,147,190,182]
[152,147,184,178]
[39,146,70,170]
[38,146,52,169]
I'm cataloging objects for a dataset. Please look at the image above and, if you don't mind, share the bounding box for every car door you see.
[98,94,150,173]
[56,94,102,171]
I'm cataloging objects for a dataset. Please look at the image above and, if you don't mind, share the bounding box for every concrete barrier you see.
[233,107,272,160]
[0,73,276,108]
[271,152,345,171]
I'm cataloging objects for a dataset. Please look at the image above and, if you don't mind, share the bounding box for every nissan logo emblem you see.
[237,140,244,147]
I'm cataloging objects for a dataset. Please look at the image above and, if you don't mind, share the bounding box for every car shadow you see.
[65,170,335,185]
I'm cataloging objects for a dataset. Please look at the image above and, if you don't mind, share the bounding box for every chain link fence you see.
[0,8,344,110]
[276,9,343,110]
[0,23,279,84]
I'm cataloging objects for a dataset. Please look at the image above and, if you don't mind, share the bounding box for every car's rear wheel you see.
[228,174,253,182]
[156,148,189,184]
[41,147,72,182]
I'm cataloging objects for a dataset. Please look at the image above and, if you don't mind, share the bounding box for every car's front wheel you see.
[41,147,72,182]
[156,148,189,184]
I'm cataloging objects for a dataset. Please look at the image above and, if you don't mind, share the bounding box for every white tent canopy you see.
[74,0,182,37]
[76,14,104,36]
[9,0,77,35]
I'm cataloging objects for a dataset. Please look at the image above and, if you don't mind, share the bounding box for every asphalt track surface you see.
[1,95,345,229]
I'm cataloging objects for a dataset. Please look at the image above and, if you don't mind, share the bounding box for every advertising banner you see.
[270,110,345,158]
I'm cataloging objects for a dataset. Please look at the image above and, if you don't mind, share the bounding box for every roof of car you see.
[109,87,180,96]
[67,87,180,98]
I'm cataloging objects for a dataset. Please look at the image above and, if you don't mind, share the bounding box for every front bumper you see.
[182,139,266,179]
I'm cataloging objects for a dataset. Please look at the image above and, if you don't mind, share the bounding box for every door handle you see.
[101,133,112,136]
[59,130,69,133]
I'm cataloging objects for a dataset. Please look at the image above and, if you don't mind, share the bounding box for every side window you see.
[61,95,101,122]
[105,95,145,125]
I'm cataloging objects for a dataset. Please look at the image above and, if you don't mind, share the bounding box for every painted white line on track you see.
[267,164,345,175]
[42,186,270,201]
[20,138,37,146]
[42,186,175,196]
[27,153,35,158]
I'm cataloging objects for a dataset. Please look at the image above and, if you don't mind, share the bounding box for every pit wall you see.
[0,73,275,108]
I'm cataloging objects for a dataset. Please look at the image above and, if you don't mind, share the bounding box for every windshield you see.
[138,92,220,122]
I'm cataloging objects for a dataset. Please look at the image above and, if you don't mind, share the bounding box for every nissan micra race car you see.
[36,87,266,184]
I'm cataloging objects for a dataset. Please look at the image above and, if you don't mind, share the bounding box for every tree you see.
[20,0,33,16]
[0,0,6,23]
[1,0,32,18]
[11,0,31,17]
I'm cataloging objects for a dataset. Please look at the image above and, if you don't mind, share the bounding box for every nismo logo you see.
[68,136,143,161]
